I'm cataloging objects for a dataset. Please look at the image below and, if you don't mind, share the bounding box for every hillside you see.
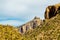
[0,25,22,40]
[21,3,60,40]
[22,14,60,40]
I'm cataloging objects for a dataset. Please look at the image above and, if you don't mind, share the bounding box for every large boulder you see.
[45,3,60,19]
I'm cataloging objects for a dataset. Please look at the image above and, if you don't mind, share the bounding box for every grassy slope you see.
[0,25,22,40]
[22,14,60,40]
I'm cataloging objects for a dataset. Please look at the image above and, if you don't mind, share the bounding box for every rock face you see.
[45,3,60,19]
[19,17,42,33]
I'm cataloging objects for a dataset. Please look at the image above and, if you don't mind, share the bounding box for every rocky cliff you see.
[45,3,60,19]
[19,16,42,33]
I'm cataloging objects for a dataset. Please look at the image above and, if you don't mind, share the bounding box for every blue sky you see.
[0,0,60,26]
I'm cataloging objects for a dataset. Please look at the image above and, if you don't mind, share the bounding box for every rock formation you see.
[19,16,42,33]
[19,3,60,33]
[45,3,60,19]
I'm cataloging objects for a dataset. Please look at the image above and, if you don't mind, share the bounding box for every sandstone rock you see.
[45,3,60,19]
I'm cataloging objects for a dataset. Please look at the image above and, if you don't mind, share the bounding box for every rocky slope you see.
[19,16,42,33]
[21,3,60,40]
[22,14,60,40]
